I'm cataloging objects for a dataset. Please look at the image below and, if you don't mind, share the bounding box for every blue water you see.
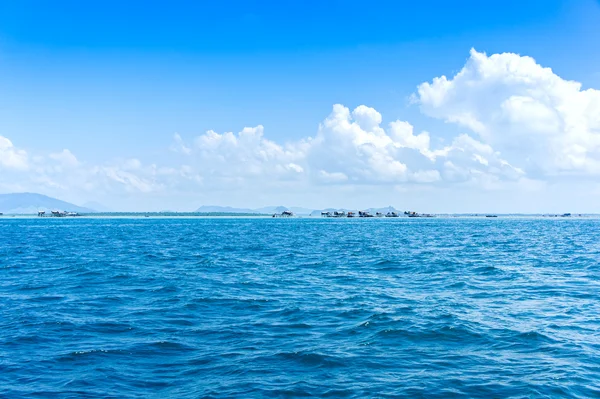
[1,218,600,398]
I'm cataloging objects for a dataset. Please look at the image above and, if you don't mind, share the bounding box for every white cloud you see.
[188,125,306,182]
[416,48,600,176]
[170,133,191,155]
[113,101,522,194]
[307,104,511,185]
[177,104,502,186]
[49,149,79,167]
[4,49,600,211]
[388,120,430,153]
[98,166,157,193]
[0,136,28,170]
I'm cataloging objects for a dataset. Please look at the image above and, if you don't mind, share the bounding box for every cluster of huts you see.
[272,210,294,218]
[38,210,80,217]
[271,209,436,218]
[320,210,434,218]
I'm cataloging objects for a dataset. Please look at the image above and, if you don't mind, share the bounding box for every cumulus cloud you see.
[0,136,28,170]
[0,104,536,206]
[308,104,436,183]
[416,48,600,176]
[435,134,524,186]
[165,102,519,189]
[189,125,306,182]
[4,48,600,211]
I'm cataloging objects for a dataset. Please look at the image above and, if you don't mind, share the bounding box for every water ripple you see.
[1,217,600,398]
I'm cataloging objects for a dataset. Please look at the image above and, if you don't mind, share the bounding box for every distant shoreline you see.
[1,213,599,219]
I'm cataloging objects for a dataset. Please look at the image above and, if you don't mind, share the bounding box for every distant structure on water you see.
[38,210,80,217]
[321,211,346,217]
[405,211,435,218]
[273,210,294,218]
[319,210,432,218]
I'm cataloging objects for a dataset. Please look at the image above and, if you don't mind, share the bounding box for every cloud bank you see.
[2,49,600,211]
[417,49,600,176]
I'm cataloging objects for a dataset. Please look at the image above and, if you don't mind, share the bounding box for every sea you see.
[1,217,599,398]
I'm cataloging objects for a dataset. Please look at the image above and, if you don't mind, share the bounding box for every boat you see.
[375,212,384,217]
[358,211,374,218]
[385,212,399,217]
[485,215,498,218]
[347,212,355,218]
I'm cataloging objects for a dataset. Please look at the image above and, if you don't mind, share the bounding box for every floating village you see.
[37,210,81,217]
[1,209,577,218]
[272,211,577,218]
[273,210,435,218]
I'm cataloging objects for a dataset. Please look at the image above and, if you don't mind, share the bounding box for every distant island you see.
[0,192,585,218]
[0,193,96,215]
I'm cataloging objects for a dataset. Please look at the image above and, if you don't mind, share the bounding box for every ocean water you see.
[1,217,600,398]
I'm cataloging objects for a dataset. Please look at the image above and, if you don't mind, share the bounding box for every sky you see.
[1,0,600,212]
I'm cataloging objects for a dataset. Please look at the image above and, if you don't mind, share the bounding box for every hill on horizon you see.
[0,193,96,214]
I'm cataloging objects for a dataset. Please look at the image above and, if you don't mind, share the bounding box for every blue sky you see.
[1,0,600,212]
